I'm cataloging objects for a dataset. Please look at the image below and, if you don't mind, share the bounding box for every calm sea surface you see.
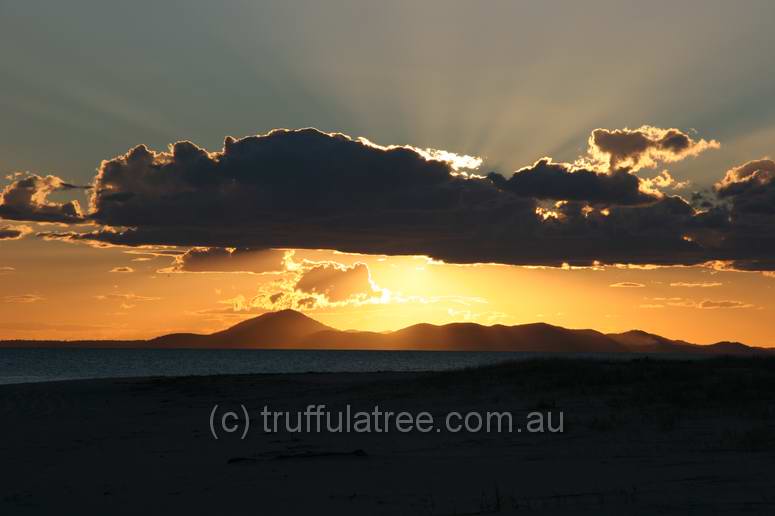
[0,348,647,385]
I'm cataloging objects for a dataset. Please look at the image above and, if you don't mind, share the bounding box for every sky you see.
[1,1,775,345]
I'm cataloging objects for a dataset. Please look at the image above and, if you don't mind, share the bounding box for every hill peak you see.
[260,309,312,320]
[207,309,334,348]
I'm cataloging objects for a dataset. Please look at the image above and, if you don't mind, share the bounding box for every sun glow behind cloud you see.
[0,121,772,345]
[0,229,773,345]
[3,2,775,347]
[356,136,484,172]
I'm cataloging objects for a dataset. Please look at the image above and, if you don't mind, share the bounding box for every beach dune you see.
[2,358,775,514]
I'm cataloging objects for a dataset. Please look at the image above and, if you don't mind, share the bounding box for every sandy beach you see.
[2,358,775,515]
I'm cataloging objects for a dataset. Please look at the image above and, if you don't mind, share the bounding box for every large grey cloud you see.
[12,127,775,271]
[52,129,540,258]
[90,130,464,227]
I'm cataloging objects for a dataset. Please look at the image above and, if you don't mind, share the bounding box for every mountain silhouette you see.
[372,322,628,352]
[606,329,697,353]
[606,330,765,355]
[3,309,771,353]
[149,309,334,348]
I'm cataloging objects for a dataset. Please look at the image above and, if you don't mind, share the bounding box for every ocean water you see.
[0,348,637,385]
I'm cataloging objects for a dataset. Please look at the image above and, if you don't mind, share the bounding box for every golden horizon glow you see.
[1,234,774,346]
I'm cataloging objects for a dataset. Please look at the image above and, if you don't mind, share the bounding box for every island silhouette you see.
[2,309,770,354]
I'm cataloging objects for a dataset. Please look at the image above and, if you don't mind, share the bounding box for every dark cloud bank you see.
[3,127,774,270]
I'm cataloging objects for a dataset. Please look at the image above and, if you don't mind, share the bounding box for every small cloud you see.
[0,224,31,240]
[447,308,508,323]
[0,174,86,223]
[110,266,135,273]
[639,170,690,196]
[609,282,646,288]
[0,266,15,275]
[669,282,722,288]
[698,299,754,310]
[645,297,698,308]
[645,296,754,309]
[248,260,386,311]
[585,126,719,172]
[4,294,44,303]
[95,293,161,302]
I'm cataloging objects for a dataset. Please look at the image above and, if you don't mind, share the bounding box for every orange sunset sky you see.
[1,236,773,345]
[2,2,775,346]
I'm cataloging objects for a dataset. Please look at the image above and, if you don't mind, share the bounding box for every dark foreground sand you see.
[2,358,775,515]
